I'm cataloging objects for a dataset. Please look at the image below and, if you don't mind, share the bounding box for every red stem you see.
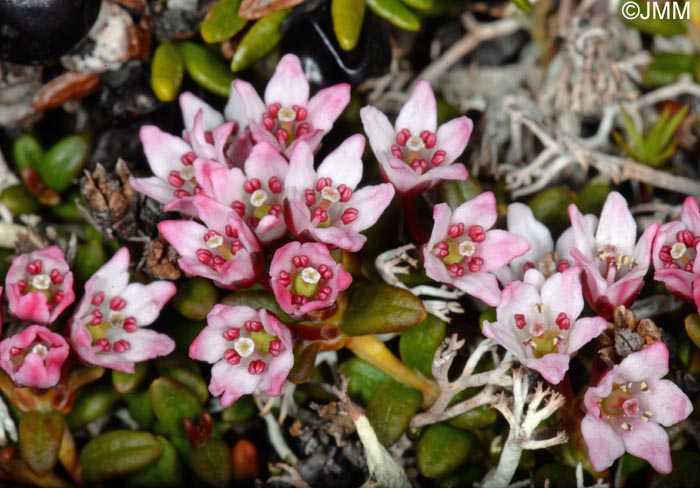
[401,195,429,246]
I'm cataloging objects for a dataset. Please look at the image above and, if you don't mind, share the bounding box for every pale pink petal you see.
[566,317,607,354]
[223,88,249,130]
[129,176,178,205]
[616,341,669,382]
[343,184,396,233]
[311,225,365,252]
[433,116,473,165]
[424,163,469,185]
[482,321,526,359]
[568,204,597,258]
[633,222,659,269]
[423,249,452,284]
[540,267,584,321]
[194,160,245,205]
[620,421,672,474]
[654,269,693,301]
[496,280,540,329]
[306,84,351,132]
[507,203,554,271]
[395,80,437,134]
[120,282,176,326]
[522,353,570,384]
[211,361,260,407]
[233,80,267,122]
[189,326,230,364]
[360,106,395,163]
[642,378,693,426]
[478,230,530,272]
[452,192,498,231]
[452,272,501,306]
[681,196,700,231]
[317,134,365,190]
[179,92,223,131]
[286,142,317,191]
[379,155,423,194]
[248,121,281,149]
[581,415,625,471]
[427,203,452,248]
[264,54,309,107]
[596,192,637,252]
[244,142,289,183]
[139,126,191,180]
[111,329,176,369]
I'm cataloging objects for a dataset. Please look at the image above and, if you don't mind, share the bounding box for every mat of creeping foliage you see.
[1,0,700,487]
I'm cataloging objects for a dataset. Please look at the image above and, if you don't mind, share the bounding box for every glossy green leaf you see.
[366,0,421,32]
[201,0,247,43]
[399,314,446,378]
[366,381,422,447]
[438,178,483,211]
[151,41,184,102]
[38,135,90,192]
[12,134,43,172]
[148,377,202,437]
[126,392,156,429]
[190,438,234,487]
[163,367,209,404]
[126,437,182,487]
[75,239,107,282]
[67,385,119,430]
[642,52,698,88]
[231,9,291,72]
[1,184,39,215]
[172,278,218,320]
[19,411,65,476]
[178,42,234,98]
[80,430,163,484]
[685,314,700,349]
[332,0,366,51]
[339,357,391,404]
[342,283,426,336]
[221,289,295,323]
[401,0,433,10]
[221,395,256,423]
[510,0,532,13]
[112,362,149,395]
[448,404,498,430]
[416,423,477,478]
[527,187,577,230]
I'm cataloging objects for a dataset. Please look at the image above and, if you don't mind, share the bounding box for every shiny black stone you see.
[280,1,391,87]
[0,0,101,64]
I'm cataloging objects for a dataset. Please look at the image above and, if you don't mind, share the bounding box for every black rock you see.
[0,0,101,64]
[280,1,391,87]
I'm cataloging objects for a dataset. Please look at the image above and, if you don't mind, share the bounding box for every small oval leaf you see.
[148,377,202,437]
[80,430,163,484]
[201,0,248,43]
[366,381,422,447]
[342,283,426,336]
[19,410,65,476]
[416,423,477,478]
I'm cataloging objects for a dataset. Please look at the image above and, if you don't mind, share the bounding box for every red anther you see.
[224,349,241,365]
[212,255,226,267]
[341,208,358,225]
[316,286,331,301]
[110,296,126,311]
[193,185,203,195]
[686,260,695,271]
[337,184,353,202]
[181,151,197,166]
[96,339,111,352]
[396,129,410,146]
[27,260,42,275]
[268,103,281,118]
[318,264,333,280]
[114,340,131,353]
[230,241,244,254]
[10,347,21,356]
[296,122,311,137]
[223,328,240,341]
[292,255,310,268]
[50,269,64,284]
[276,128,289,142]
[468,225,485,243]
[292,295,309,305]
[248,360,266,375]
[468,257,484,272]
[514,313,527,329]
[54,290,64,303]
[312,208,328,222]
[435,242,450,258]
[556,312,571,330]
[448,263,465,276]
[249,217,260,228]
[204,131,214,144]
[677,230,695,247]
[294,105,307,121]
[268,177,283,193]
[410,159,428,172]
[196,249,213,265]
[279,269,292,284]
[668,262,681,269]
[173,189,190,199]
[522,262,535,273]
[168,171,185,187]
[90,310,103,325]
[431,150,447,166]
[305,189,317,206]
[420,130,436,149]
[123,317,137,332]
[391,145,404,159]
[92,292,105,306]
[204,230,220,243]
[231,201,246,216]
[225,224,238,238]
[262,115,275,131]
[268,339,282,357]
[269,204,282,216]
[18,280,27,293]
[556,259,570,273]
[244,178,261,193]
[316,177,332,191]
[244,320,262,332]
[230,121,239,135]
[448,223,465,238]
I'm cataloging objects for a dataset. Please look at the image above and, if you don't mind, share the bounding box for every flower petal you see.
[568,204,597,258]
[616,341,669,382]
[643,378,693,426]
[139,126,191,180]
[306,84,351,132]
[434,116,473,165]
[506,203,554,271]
[343,184,395,233]
[596,192,637,252]
[478,230,530,272]
[453,272,501,306]
[179,92,223,131]
[522,353,570,384]
[541,267,584,321]
[620,421,672,474]
[286,141,317,191]
[264,54,309,107]
[566,316,607,354]
[452,192,498,230]
[317,134,365,189]
[581,415,625,472]
[360,106,395,163]
[129,176,176,206]
[120,281,176,326]
[395,80,436,134]
[233,80,267,123]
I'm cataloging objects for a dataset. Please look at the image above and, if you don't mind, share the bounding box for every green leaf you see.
[338,357,391,404]
[178,42,234,98]
[621,0,686,36]
[448,404,498,430]
[112,362,149,395]
[0,184,39,215]
[230,9,291,72]
[366,381,422,447]
[220,289,296,323]
[162,367,209,404]
[366,0,421,32]
[400,0,433,11]
[19,411,65,476]
[38,135,90,192]
[12,134,43,172]
[288,341,324,384]
[438,178,483,211]
[190,438,234,487]
[148,377,202,437]
[80,430,164,484]
[150,41,184,102]
[685,313,700,348]
[399,314,446,378]
[642,52,697,87]
[201,0,247,43]
[510,0,532,13]
[416,423,477,478]
[341,283,426,336]
[126,437,182,487]
[75,239,107,281]
[221,395,256,423]
[527,187,577,230]
[172,278,218,320]
[67,385,119,430]
[126,392,155,429]
[332,0,366,51]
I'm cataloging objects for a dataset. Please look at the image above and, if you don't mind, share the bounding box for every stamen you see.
[248,360,266,375]
[109,311,124,327]
[642,411,653,422]
[277,106,296,122]
[233,337,255,358]
[223,328,240,341]
[514,314,527,329]
[50,269,64,284]
[406,135,425,152]
[458,241,476,257]
[30,344,48,359]
[555,312,570,330]
[10,347,21,356]
[32,274,51,290]
[321,186,341,203]
[180,166,195,180]
[620,423,632,431]
[250,189,268,208]
[300,267,321,284]
[671,242,687,260]
[224,349,241,365]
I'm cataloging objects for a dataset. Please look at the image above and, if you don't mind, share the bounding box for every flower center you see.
[221,319,285,375]
[233,337,255,358]
[434,224,486,275]
[31,343,48,359]
[250,189,268,208]
[261,103,310,147]
[391,128,445,174]
[516,305,570,358]
[304,178,357,228]
[169,152,201,199]
[659,230,698,272]
[32,274,50,290]
[277,106,296,122]
[321,186,341,203]
[599,382,654,432]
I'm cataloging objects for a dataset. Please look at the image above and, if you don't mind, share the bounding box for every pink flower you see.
[194,142,289,242]
[423,192,529,306]
[360,80,473,195]
[233,54,350,156]
[270,242,352,317]
[159,196,262,289]
[68,248,176,373]
[494,203,589,285]
[652,196,700,301]
[568,192,659,318]
[284,136,395,252]
[0,325,69,389]
[581,341,692,474]
[189,305,294,407]
[6,246,75,324]
[483,268,607,384]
